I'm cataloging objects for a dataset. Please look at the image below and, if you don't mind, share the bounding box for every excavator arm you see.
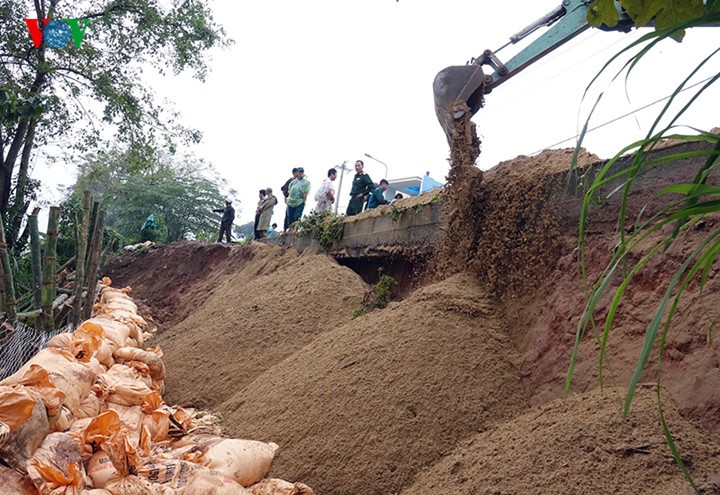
[433,0,634,142]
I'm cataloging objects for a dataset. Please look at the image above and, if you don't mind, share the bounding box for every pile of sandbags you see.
[0,277,315,495]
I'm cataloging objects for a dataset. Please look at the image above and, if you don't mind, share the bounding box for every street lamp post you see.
[363,153,389,180]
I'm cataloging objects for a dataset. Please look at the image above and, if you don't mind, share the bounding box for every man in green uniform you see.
[286,167,311,226]
[346,160,374,216]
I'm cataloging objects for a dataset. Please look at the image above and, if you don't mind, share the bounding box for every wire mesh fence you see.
[0,322,70,380]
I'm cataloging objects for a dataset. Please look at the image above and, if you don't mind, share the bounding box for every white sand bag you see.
[85,318,131,348]
[49,405,75,433]
[1,348,96,416]
[176,468,253,495]
[93,364,152,406]
[135,459,200,489]
[26,432,85,494]
[95,339,116,368]
[106,404,144,445]
[101,299,138,314]
[204,439,279,487]
[114,347,166,381]
[83,356,106,377]
[87,450,117,489]
[76,392,102,420]
[247,479,316,495]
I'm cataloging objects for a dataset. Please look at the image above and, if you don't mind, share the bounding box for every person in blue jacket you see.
[366,179,390,210]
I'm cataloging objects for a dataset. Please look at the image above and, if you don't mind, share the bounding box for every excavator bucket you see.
[433,64,487,143]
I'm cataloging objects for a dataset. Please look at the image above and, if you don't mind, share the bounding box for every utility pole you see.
[334,161,350,214]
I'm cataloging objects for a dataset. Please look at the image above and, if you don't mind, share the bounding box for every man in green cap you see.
[346,160,374,216]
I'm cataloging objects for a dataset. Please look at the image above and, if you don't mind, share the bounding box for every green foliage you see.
[69,147,229,245]
[569,8,720,488]
[0,0,231,157]
[295,211,345,249]
[374,271,396,310]
[355,269,396,316]
[388,205,403,222]
[587,0,620,28]
[234,221,255,241]
[587,0,706,40]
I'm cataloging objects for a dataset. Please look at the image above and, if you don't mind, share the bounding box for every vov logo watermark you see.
[23,18,90,49]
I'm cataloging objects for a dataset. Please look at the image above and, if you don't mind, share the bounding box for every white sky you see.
[36,0,720,225]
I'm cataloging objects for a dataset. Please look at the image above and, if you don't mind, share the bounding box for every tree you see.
[234,221,254,241]
[69,148,233,244]
[0,0,230,250]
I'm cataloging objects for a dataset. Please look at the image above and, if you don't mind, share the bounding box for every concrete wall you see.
[263,201,443,258]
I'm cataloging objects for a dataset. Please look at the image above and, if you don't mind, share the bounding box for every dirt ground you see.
[105,139,720,495]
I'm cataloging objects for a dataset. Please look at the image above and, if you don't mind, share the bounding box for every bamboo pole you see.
[41,206,61,331]
[28,212,42,315]
[55,295,74,328]
[18,293,69,321]
[73,191,91,326]
[83,209,105,320]
[84,201,99,285]
[0,217,16,321]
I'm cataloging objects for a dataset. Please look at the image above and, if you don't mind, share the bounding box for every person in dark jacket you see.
[213,198,235,242]
[366,179,389,209]
[346,160,374,216]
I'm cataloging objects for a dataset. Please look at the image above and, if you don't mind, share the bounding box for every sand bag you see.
[0,398,49,470]
[247,479,316,495]
[107,404,144,439]
[0,385,37,431]
[98,285,132,304]
[143,410,170,443]
[100,298,138,314]
[47,323,103,363]
[203,439,279,487]
[100,432,162,495]
[93,365,153,406]
[95,340,116,369]
[76,393,102,420]
[82,357,106,378]
[1,348,96,417]
[87,450,117,489]
[16,365,65,417]
[26,432,85,495]
[135,459,199,489]
[49,406,75,433]
[114,348,166,381]
[0,465,37,495]
[176,468,252,495]
[85,318,131,349]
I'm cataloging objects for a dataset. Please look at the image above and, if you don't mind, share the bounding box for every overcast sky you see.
[38,0,720,225]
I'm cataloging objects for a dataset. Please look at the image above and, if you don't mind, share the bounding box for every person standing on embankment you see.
[286,167,310,228]
[257,187,278,239]
[346,160,374,216]
[213,198,235,243]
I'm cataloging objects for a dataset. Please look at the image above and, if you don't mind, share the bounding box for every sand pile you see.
[438,146,600,297]
[400,385,720,495]
[435,102,485,277]
[156,244,368,409]
[216,273,529,495]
